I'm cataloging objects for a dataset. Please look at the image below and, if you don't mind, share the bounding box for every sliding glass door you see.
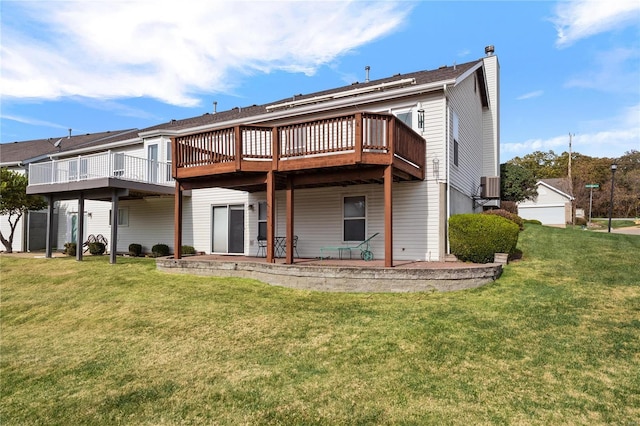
[212,205,245,254]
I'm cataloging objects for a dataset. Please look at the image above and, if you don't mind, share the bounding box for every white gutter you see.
[451,62,483,88]
[265,78,417,111]
[0,161,23,168]
[139,79,457,139]
[47,136,142,158]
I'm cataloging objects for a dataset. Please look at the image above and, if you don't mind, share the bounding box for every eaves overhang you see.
[537,180,575,201]
[140,79,455,138]
[46,136,142,159]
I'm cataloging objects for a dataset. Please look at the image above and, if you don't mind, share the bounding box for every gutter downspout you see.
[444,84,450,256]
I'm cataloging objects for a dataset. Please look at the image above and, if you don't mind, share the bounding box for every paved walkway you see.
[594,226,640,236]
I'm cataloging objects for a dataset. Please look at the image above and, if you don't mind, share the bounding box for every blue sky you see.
[1,0,639,162]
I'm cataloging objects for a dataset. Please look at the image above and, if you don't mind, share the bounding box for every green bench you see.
[320,233,379,261]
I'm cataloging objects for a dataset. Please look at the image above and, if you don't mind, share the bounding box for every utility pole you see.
[568,133,573,182]
[569,133,575,224]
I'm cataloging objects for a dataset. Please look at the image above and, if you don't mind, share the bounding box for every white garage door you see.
[518,205,565,225]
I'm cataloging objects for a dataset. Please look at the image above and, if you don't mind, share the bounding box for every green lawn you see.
[1,225,639,425]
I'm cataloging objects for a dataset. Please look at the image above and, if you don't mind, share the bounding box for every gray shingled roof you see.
[0,129,139,164]
[141,59,483,133]
[1,58,483,163]
[540,178,573,196]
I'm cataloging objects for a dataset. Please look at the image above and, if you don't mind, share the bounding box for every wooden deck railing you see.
[174,112,425,176]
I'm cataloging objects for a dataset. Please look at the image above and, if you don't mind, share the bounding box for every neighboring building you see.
[517,178,574,227]
[14,47,500,265]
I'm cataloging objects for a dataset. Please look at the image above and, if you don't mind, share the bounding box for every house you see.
[517,178,574,227]
[16,46,500,265]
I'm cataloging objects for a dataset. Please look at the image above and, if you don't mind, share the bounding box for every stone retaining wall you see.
[156,259,502,293]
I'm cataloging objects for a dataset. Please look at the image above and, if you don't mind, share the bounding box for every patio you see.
[156,255,503,293]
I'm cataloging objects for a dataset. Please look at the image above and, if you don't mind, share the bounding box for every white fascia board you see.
[452,62,483,87]
[0,161,23,167]
[47,136,143,158]
[141,79,454,138]
[536,181,575,201]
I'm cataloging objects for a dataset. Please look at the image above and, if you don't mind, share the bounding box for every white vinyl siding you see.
[248,181,431,261]
[482,55,500,177]
[447,72,485,213]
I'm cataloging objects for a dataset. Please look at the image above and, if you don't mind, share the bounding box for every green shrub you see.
[64,242,76,256]
[181,245,196,255]
[449,214,520,264]
[128,243,143,257]
[151,243,171,257]
[575,217,588,226]
[482,208,524,230]
[524,219,542,225]
[88,242,106,255]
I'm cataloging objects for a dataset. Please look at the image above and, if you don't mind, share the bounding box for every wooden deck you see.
[170,112,428,268]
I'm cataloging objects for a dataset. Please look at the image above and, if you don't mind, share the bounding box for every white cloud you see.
[564,47,640,93]
[2,114,68,130]
[1,1,409,107]
[502,104,640,160]
[552,0,640,48]
[516,90,543,100]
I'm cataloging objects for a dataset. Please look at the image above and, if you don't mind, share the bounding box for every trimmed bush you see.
[64,242,76,256]
[482,208,524,230]
[575,217,587,226]
[88,242,106,255]
[128,243,143,257]
[524,219,542,225]
[151,243,171,257]
[449,214,520,264]
[181,245,196,255]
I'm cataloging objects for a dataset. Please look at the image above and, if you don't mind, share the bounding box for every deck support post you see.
[45,195,54,258]
[174,181,183,260]
[285,175,294,264]
[266,170,275,263]
[76,193,84,261]
[384,165,393,267]
[110,189,119,264]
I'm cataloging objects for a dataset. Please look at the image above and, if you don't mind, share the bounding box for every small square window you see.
[109,208,129,227]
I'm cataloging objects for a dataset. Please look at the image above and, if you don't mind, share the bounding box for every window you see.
[454,140,459,167]
[343,196,365,241]
[113,152,125,177]
[452,112,459,167]
[69,157,88,180]
[148,144,158,182]
[257,201,267,240]
[109,208,129,227]
[166,141,172,181]
[284,127,306,155]
[396,111,412,127]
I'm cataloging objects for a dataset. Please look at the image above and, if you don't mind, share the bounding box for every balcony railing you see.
[28,152,173,186]
[174,112,426,177]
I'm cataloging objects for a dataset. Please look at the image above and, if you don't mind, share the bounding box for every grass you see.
[1,225,639,425]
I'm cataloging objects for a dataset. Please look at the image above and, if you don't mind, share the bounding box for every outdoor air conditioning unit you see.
[480,176,500,199]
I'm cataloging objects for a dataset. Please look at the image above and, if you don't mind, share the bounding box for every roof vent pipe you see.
[365,65,370,83]
[68,128,72,139]
[485,45,495,56]
[213,101,217,114]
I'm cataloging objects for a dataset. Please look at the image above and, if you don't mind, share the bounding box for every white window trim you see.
[342,195,367,242]
[109,207,129,227]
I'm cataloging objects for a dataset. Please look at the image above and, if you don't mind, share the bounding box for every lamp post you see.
[608,163,617,233]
